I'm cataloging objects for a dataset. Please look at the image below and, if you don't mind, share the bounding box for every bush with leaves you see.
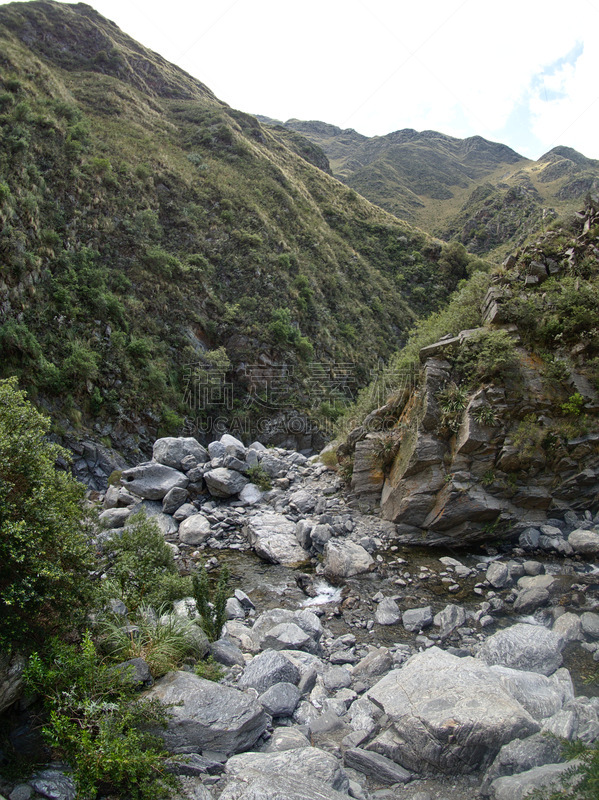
[191,564,230,641]
[24,632,177,800]
[99,513,191,612]
[0,377,94,648]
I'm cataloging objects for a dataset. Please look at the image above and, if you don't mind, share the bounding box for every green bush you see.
[0,378,94,647]
[99,513,191,612]
[454,329,518,384]
[191,563,230,641]
[24,632,177,800]
[246,464,272,491]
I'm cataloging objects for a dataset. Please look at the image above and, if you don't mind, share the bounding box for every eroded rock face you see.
[367,647,539,774]
[0,651,25,714]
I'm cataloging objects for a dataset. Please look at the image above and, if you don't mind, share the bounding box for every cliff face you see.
[345,199,599,545]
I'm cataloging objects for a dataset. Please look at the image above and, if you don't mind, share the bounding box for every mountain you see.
[0,1,482,470]
[258,118,599,261]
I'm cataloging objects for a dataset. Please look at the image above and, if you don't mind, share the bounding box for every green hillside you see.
[261,118,599,262]
[0,1,482,458]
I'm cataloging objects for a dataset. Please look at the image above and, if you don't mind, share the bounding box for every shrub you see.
[99,513,191,612]
[191,563,230,641]
[24,632,177,800]
[0,378,94,647]
[454,329,518,384]
[246,464,272,491]
[194,655,224,682]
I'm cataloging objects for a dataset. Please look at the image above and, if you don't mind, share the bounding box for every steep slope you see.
[0,1,480,469]
[261,118,599,262]
[338,197,599,545]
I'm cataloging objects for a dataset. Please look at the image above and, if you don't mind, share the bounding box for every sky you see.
[3,0,599,159]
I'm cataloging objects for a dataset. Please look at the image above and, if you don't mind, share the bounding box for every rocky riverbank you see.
[2,433,599,800]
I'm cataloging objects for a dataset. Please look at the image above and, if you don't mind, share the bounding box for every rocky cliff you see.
[343,198,599,545]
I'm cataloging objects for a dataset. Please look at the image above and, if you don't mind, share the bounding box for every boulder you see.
[244,513,308,567]
[402,606,433,633]
[581,611,599,640]
[220,433,246,459]
[259,622,317,654]
[153,437,209,470]
[476,623,565,676]
[433,604,466,636]
[489,665,567,721]
[352,648,393,682]
[486,561,511,589]
[343,747,411,785]
[288,489,317,514]
[204,468,249,498]
[238,650,300,694]
[239,483,264,505]
[178,514,212,545]
[98,506,131,528]
[489,761,580,800]
[367,647,539,774]
[162,486,189,514]
[258,682,301,717]
[145,671,268,755]
[323,539,374,579]
[568,527,599,556]
[481,733,565,795]
[260,452,289,478]
[262,727,311,752]
[30,770,76,800]
[225,747,349,793]
[375,598,402,626]
[218,771,351,800]
[120,462,188,500]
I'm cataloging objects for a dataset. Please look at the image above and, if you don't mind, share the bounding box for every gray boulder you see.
[581,611,599,640]
[513,586,550,614]
[178,514,212,545]
[120,462,188,500]
[323,539,374,579]
[352,648,393,682]
[145,671,268,755]
[153,437,209,470]
[258,682,301,717]
[259,622,317,654]
[476,623,565,676]
[486,561,511,589]
[568,527,599,556]
[238,650,300,694]
[162,486,189,514]
[239,483,264,505]
[221,433,246,459]
[375,598,402,626]
[288,489,317,514]
[245,513,308,567]
[98,506,132,528]
[553,612,583,642]
[260,452,289,478]
[344,747,411,785]
[489,665,567,721]
[481,733,565,796]
[367,647,539,774]
[218,771,350,800]
[489,761,580,800]
[30,770,76,800]
[262,727,311,752]
[204,468,249,498]
[225,747,349,793]
[433,603,466,636]
[402,606,433,633]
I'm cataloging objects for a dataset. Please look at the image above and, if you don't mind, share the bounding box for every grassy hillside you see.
[0,1,483,456]
[261,118,599,263]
